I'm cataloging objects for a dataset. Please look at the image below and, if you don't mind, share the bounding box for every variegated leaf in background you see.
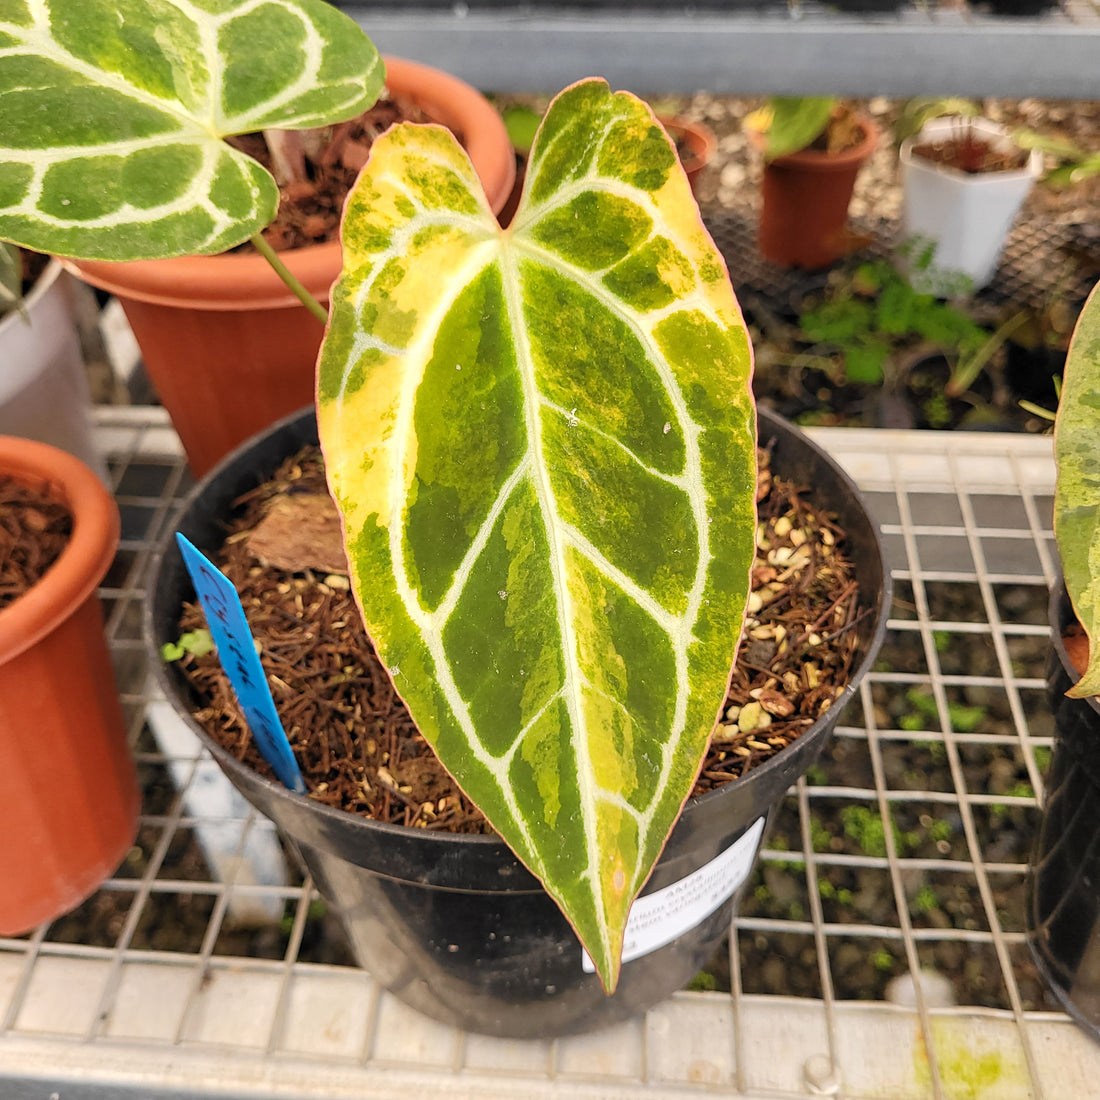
[1055,280,1100,697]
[0,0,381,260]
[318,79,757,991]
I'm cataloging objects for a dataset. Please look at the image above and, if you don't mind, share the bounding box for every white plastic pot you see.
[900,117,1041,290]
[0,260,105,478]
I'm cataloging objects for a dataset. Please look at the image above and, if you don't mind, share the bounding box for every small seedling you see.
[840,804,899,858]
[871,948,895,973]
[160,630,215,662]
[686,970,719,992]
[914,884,940,914]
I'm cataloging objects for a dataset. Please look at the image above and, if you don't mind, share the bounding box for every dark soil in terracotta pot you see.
[0,478,72,609]
[169,446,866,833]
[227,96,444,253]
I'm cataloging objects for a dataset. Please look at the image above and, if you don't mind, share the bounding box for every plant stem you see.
[1017,399,1056,423]
[250,232,328,324]
[946,311,1029,397]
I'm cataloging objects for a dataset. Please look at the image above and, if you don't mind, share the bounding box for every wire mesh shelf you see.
[2,408,1100,1099]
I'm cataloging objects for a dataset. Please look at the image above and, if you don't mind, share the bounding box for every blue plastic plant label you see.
[175,533,306,794]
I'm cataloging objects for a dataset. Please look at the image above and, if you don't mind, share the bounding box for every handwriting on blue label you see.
[176,534,305,794]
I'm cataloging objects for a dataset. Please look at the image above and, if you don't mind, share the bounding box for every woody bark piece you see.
[247,494,347,575]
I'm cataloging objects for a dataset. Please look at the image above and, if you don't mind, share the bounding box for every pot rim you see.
[657,115,718,170]
[145,404,891,854]
[63,56,516,311]
[0,436,119,665]
[899,116,1043,184]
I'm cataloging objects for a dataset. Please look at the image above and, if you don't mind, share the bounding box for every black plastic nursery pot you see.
[147,405,890,1039]
[1028,582,1100,1039]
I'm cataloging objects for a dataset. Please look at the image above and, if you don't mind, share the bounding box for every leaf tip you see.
[1067,660,1100,700]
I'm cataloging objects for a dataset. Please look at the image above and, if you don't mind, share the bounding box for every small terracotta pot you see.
[659,116,718,196]
[0,437,136,935]
[756,114,879,270]
[66,57,516,477]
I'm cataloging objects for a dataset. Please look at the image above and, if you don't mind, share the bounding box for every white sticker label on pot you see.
[582,816,766,973]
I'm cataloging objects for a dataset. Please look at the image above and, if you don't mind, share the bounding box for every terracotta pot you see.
[0,437,136,935]
[756,114,879,270]
[659,116,717,197]
[65,57,516,477]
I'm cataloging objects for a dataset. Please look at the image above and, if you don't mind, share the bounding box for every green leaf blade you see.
[216,0,383,131]
[404,264,526,610]
[764,96,835,160]
[318,80,757,991]
[0,0,381,259]
[1055,281,1100,697]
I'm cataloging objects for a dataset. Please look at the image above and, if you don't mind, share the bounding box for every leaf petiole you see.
[249,233,329,325]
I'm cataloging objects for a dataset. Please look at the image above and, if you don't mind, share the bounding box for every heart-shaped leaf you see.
[1055,280,1100,697]
[0,0,382,260]
[317,79,757,991]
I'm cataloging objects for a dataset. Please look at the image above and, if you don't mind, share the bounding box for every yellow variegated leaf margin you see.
[1055,280,1100,697]
[0,0,382,260]
[317,79,757,992]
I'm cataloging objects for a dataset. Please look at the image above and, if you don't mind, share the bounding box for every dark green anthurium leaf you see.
[0,0,382,260]
[1055,280,1100,697]
[317,79,757,991]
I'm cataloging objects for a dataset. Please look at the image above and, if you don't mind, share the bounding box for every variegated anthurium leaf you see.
[317,79,757,992]
[1055,280,1100,698]
[0,0,382,260]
